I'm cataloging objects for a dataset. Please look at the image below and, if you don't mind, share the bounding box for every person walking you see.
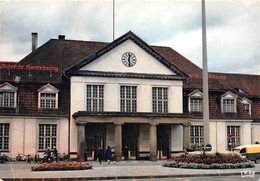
[45,147,51,163]
[124,146,129,160]
[53,147,58,163]
[97,147,103,164]
[105,146,112,164]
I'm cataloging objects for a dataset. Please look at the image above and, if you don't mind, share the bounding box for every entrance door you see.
[122,124,138,160]
[85,124,104,160]
[157,125,169,159]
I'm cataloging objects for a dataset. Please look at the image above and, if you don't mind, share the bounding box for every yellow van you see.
[234,144,260,163]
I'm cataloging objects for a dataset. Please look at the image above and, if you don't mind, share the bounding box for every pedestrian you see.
[84,146,88,161]
[34,154,39,163]
[27,154,32,164]
[105,146,112,164]
[44,147,51,163]
[53,146,58,162]
[124,145,129,160]
[97,147,103,164]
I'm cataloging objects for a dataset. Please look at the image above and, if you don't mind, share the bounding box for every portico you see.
[74,112,190,161]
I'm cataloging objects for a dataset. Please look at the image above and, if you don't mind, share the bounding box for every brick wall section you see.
[0,81,70,116]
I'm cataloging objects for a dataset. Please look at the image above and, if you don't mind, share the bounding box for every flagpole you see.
[202,0,210,145]
[113,0,115,41]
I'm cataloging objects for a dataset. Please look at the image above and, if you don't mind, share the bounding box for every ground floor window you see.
[0,124,9,150]
[39,124,57,150]
[227,126,240,147]
[190,126,204,148]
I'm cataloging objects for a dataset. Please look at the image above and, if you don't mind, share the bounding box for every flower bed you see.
[32,162,92,171]
[163,151,255,169]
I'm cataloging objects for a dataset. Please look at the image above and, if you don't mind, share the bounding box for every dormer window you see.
[188,90,203,112]
[241,98,252,115]
[38,84,59,109]
[221,92,237,113]
[0,82,17,108]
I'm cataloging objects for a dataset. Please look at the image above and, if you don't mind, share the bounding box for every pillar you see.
[114,122,122,161]
[183,122,190,150]
[77,123,86,162]
[150,123,158,161]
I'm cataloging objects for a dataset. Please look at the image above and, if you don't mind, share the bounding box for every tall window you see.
[0,124,9,150]
[190,126,204,147]
[120,86,136,112]
[0,92,15,107]
[223,99,235,112]
[152,87,168,113]
[227,126,240,147]
[86,85,104,111]
[39,124,57,150]
[40,93,56,108]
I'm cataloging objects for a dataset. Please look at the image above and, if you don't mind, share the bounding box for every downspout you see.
[63,70,71,157]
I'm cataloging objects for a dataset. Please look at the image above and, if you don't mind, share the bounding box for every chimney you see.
[32,32,38,52]
[58,35,65,40]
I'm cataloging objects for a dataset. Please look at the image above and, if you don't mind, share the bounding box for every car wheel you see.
[255,158,260,164]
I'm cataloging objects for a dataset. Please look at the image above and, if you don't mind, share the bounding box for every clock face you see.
[121,52,137,67]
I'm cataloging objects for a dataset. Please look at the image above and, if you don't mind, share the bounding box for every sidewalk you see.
[0,160,259,181]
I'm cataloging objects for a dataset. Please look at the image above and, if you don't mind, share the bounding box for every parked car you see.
[234,144,260,163]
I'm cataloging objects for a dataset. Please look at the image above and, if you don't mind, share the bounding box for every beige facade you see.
[0,116,69,159]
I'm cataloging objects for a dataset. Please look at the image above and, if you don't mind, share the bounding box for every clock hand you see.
[128,54,131,66]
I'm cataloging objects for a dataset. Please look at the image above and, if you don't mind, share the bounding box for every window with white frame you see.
[120,86,136,112]
[243,104,250,113]
[241,98,252,115]
[38,84,59,109]
[38,124,57,150]
[227,126,240,147]
[0,82,17,108]
[40,93,56,108]
[223,99,235,112]
[0,124,9,150]
[152,87,168,113]
[86,85,104,111]
[190,126,204,147]
[189,90,203,112]
[221,92,237,113]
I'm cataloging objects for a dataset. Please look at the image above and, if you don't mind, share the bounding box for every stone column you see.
[149,123,158,161]
[77,123,86,162]
[114,122,122,161]
[183,122,190,150]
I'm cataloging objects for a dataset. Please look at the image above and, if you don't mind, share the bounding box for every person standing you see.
[97,147,103,164]
[84,146,88,161]
[105,146,112,164]
[53,147,58,163]
[124,146,129,160]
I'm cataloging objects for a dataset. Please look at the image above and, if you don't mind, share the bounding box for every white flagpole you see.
[202,0,210,145]
[113,0,115,41]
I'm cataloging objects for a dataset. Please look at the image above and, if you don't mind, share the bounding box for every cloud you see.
[0,0,259,75]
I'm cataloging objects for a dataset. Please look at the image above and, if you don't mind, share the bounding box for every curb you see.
[2,172,260,181]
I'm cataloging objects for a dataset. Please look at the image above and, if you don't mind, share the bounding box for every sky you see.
[0,0,259,75]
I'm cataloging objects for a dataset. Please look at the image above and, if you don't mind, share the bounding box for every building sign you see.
[1,63,59,72]
[189,74,226,80]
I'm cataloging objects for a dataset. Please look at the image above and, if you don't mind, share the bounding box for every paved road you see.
[0,160,259,180]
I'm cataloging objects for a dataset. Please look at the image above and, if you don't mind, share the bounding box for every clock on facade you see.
[121,52,137,67]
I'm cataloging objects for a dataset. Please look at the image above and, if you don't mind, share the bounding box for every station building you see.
[0,31,259,161]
